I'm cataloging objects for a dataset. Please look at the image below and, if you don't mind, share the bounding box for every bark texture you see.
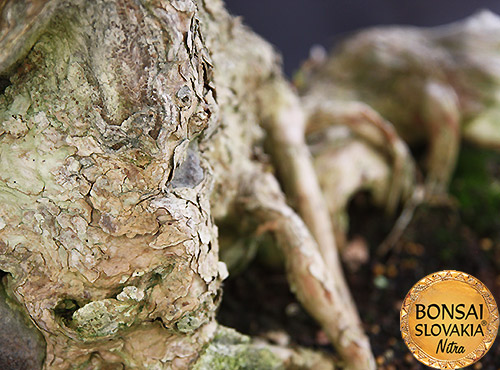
[5,1,500,369]
[0,0,372,369]
[1,0,223,368]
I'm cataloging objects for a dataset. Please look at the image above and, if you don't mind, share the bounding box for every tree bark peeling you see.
[0,0,375,368]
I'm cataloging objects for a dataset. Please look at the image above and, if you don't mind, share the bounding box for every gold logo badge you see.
[400,270,498,368]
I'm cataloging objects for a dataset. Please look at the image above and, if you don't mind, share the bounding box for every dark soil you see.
[218,145,500,369]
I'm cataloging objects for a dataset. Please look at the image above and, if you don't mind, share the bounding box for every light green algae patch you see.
[193,326,284,370]
[71,299,141,342]
[176,308,210,334]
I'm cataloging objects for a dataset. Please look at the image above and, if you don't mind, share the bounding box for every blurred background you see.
[218,2,500,368]
[225,0,500,76]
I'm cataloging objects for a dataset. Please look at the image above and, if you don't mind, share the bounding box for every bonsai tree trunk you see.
[0,0,374,368]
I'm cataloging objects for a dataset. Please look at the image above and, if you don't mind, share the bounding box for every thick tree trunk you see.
[0,0,374,368]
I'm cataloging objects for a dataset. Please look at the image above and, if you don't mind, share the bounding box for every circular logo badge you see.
[400,270,499,368]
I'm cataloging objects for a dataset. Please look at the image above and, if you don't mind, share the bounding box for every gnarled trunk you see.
[0,0,373,368]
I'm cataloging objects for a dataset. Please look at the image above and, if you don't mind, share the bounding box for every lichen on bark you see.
[1,0,224,368]
[192,326,284,370]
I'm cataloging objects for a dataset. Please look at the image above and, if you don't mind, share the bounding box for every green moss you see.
[450,145,500,236]
[193,326,284,370]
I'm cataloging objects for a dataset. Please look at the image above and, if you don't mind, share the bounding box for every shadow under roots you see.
[217,258,332,351]
[0,78,11,95]
[346,190,396,246]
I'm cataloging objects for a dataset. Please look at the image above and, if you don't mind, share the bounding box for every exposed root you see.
[303,99,416,216]
[258,78,343,288]
[237,169,375,370]
[377,185,426,256]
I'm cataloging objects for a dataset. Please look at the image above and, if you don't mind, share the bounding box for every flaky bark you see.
[0,0,374,369]
[1,0,223,368]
